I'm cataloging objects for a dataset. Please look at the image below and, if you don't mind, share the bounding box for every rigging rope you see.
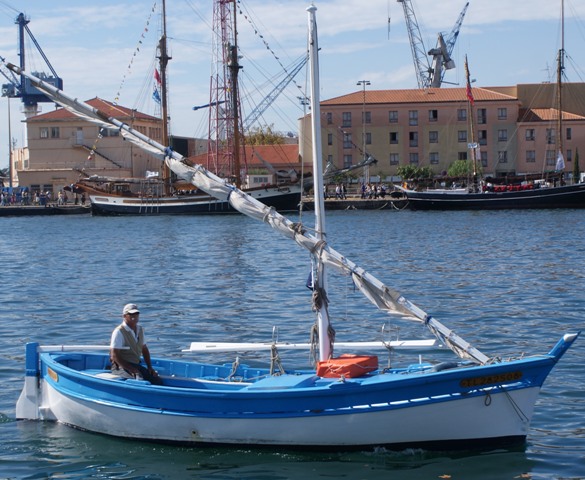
[114,1,157,104]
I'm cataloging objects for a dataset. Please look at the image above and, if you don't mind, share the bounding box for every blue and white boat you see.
[11,5,579,450]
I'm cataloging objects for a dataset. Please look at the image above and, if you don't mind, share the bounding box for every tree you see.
[573,148,581,184]
[244,125,285,145]
[396,165,434,181]
[447,159,473,178]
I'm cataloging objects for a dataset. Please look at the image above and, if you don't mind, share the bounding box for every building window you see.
[477,108,487,125]
[478,130,487,145]
[389,153,399,165]
[365,132,372,145]
[429,131,438,143]
[327,133,333,146]
[458,151,468,161]
[546,128,555,144]
[389,132,398,144]
[326,112,333,125]
[428,109,438,122]
[409,131,418,147]
[497,108,507,120]
[498,151,508,163]
[327,154,333,166]
[363,111,372,124]
[457,109,467,121]
[481,151,488,167]
[51,127,60,138]
[497,129,508,142]
[40,127,49,139]
[526,150,536,163]
[567,149,573,162]
[525,129,535,141]
[409,153,419,164]
[342,112,351,127]
[458,130,467,143]
[546,150,556,166]
[566,128,572,140]
[343,155,352,168]
[429,152,439,164]
[389,110,398,123]
[343,133,352,149]
[409,110,418,126]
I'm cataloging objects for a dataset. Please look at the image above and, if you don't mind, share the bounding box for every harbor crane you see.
[0,12,63,117]
[397,0,469,89]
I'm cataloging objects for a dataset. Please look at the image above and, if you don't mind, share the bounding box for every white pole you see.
[307,5,331,361]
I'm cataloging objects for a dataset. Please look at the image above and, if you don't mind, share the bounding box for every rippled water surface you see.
[0,209,584,479]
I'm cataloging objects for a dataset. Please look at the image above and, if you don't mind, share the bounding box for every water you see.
[0,209,584,479]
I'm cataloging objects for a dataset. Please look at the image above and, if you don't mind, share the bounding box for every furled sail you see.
[4,62,490,365]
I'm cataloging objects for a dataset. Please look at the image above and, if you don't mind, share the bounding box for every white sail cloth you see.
[4,62,489,365]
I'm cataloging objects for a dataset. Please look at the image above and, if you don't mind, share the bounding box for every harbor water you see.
[0,209,583,479]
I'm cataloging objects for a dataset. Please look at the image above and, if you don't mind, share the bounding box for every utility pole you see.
[357,80,370,185]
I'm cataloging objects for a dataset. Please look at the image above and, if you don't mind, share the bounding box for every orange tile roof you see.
[518,107,585,122]
[27,97,158,122]
[187,143,300,169]
[322,87,517,106]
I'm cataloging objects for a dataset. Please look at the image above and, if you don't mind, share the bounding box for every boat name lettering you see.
[460,371,522,388]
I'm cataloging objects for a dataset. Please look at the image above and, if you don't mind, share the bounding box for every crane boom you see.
[1,12,63,115]
[397,0,469,89]
[243,55,308,131]
[397,0,431,89]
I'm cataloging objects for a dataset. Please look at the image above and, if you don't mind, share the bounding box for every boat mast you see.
[208,0,246,187]
[157,0,172,194]
[465,55,478,192]
[557,0,565,172]
[307,5,332,362]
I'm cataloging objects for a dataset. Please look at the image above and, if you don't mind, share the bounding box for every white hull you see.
[41,379,538,447]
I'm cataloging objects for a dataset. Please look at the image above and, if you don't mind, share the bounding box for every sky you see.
[1,0,585,169]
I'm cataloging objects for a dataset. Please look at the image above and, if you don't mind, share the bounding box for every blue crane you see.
[1,12,63,116]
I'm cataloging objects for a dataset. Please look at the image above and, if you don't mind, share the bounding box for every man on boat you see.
[110,303,163,385]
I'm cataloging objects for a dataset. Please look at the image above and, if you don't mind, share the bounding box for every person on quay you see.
[110,303,163,385]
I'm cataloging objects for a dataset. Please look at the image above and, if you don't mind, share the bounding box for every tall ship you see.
[75,0,302,215]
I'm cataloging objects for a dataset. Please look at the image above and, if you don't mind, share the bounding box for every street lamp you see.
[356,80,371,185]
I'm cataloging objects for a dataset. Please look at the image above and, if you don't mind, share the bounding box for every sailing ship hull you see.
[402,183,585,210]
[88,185,301,215]
[17,334,577,450]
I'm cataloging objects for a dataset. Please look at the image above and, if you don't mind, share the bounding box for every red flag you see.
[154,69,161,86]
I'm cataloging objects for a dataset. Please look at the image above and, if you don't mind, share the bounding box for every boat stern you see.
[16,343,42,420]
[16,342,57,421]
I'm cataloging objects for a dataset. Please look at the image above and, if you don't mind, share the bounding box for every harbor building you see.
[299,83,585,182]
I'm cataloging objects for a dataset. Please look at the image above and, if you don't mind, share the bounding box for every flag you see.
[465,55,474,106]
[152,87,161,104]
[153,69,162,104]
[556,150,565,171]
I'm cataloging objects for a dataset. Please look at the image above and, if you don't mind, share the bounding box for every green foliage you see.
[447,159,473,178]
[244,125,285,145]
[396,165,434,180]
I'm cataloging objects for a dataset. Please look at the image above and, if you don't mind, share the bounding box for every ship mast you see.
[208,0,246,187]
[157,0,172,194]
[465,55,479,192]
[557,0,565,168]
